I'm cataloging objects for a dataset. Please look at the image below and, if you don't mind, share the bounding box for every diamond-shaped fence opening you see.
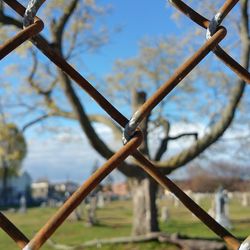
[0,0,249,249]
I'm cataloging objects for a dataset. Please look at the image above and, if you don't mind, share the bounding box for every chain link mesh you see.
[0,0,249,249]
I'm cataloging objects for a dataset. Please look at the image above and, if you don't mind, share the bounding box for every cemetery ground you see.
[0,197,250,250]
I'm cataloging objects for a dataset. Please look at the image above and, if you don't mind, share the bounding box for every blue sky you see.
[1,0,249,183]
[19,0,185,183]
[76,0,180,76]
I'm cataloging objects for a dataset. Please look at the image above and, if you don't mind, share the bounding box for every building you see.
[0,171,32,206]
[112,182,129,197]
[31,180,79,204]
[52,181,79,195]
[31,180,50,201]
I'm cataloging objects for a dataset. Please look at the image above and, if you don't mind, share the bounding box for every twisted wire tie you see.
[23,0,45,27]
[122,111,141,145]
[206,12,222,40]
[239,236,250,250]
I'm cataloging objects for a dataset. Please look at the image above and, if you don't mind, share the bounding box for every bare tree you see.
[0,0,249,235]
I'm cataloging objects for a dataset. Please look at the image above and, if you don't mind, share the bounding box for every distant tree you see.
[102,1,249,234]
[186,161,250,192]
[0,122,27,205]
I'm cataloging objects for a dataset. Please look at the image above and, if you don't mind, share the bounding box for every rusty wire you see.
[169,0,250,83]
[0,0,249,249]
[0,212,29,248]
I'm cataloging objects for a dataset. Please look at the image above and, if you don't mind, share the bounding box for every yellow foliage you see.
[0,123,26,172]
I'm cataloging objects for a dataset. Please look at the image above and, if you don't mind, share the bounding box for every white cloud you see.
[22,121,249,183]
[148,121,206,158]
[23,123,117,183]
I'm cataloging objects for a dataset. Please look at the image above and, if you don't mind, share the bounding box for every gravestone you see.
[85,196,97,227]
[208,197,215,218]
[18,195,27,214]
[160,206,169,222]
[215,187,232,229]
[68,203,84,221]
[97,191,105,208]
[242,193,249,207]
[174,196,179,207]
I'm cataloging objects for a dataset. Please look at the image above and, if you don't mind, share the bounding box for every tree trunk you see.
[1,158,8,206]
[129,90,159,236]
[130,177,159,236]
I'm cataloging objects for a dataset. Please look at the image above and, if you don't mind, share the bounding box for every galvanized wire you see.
[206,0,239,39]
[169,0,250,83]
[0,0,249,249]
[23,0,45,27]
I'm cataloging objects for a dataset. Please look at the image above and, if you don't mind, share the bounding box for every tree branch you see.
[156,79,247,173]
[0,13,22,29]
[21,114,50,132]
[0,1,143,179]
[154,0,249,174]
[168,132,198,141]
[51,0,79,52]
[28,50,51,96]
[26,50,63,114]
[240,0,249,43]
[154,118,170,161]
[154,133,198,162]
[57,70,114,158]
[47,233,226,250]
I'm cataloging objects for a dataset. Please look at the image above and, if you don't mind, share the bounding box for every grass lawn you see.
[0,197,250,249]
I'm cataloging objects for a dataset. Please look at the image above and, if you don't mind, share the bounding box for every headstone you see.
[68,203,83,221]
[85,197,97,227]
[48,199,56,208]
[227,192,234,200]
[19,195,27,214]
[215,187,232,229]
[185,190,192,197]
[174,195,179,207]
[208,197,215,218]
[160,206,169,222]
[40,201,47,208]
[242,193,249,207]
[194,193,202,206]
[105,191,112,203]
[97,191,105,208]
[7,208,16,213]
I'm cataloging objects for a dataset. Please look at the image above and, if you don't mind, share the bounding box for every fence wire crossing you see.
[0,0,249,249]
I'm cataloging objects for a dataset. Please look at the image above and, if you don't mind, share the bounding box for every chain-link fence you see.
[0,0,250,249]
